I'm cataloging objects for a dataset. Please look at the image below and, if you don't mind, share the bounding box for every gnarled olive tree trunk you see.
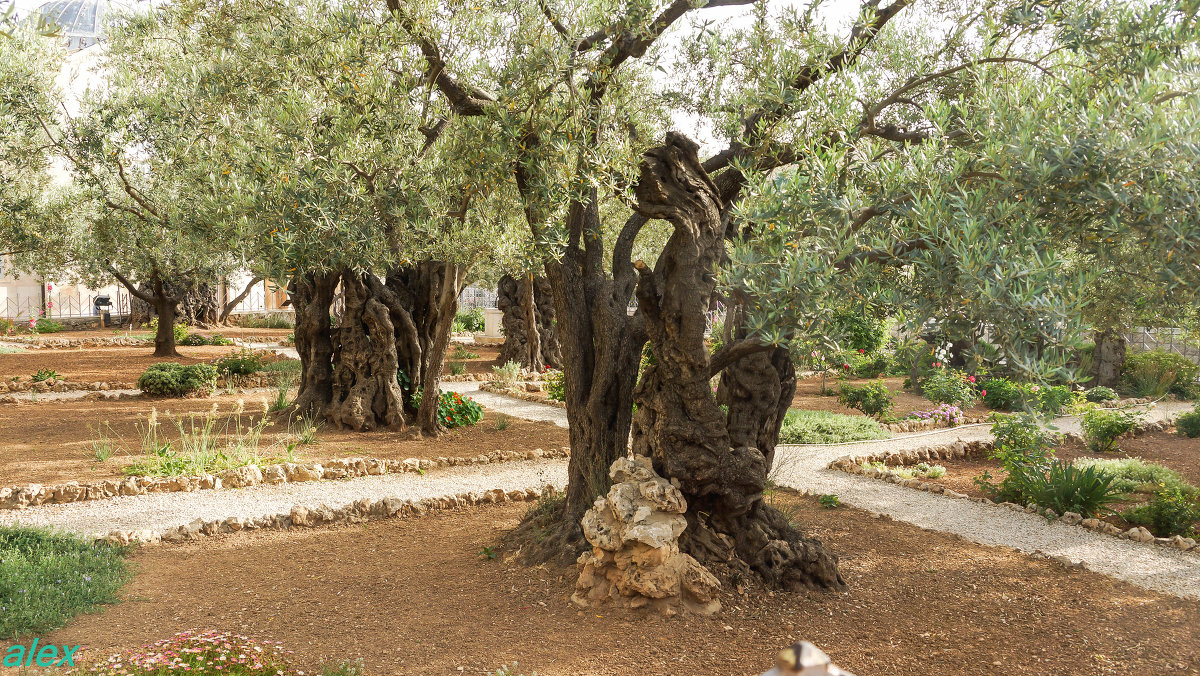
[291,271,341,418]
[628,133,844,591]
[496,273,562,371]
[1092,329,1126,388]
[324,272,406,431]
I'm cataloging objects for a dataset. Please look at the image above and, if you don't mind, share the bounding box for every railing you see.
[1,289,132,320]
[1125,326,1200,365]
[458,285,498,309]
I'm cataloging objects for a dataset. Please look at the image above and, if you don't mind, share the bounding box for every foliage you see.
[867,461,946,480]
[1122,485,1200,537]
[778,409,890,445]
[1036,385,1073,415]
[453,308,486,333]
[31,316,63,333]
[450,344,479,360]
[180,332,210,346]
[149,318,191,345]
[1011,460,1126,518]
[1123,350,1200,397]
[1085,386,1118,403]
[545,369,565,402]
[981,378,1070,414]
[208,333,234,346]
[490,361,522,390]
[1072,457,1196,496]
[269,375,294,412]
[837,379,894,417]
[975,414,1057,503]
[31,367,59,382]
[213,349,266,377]
[0,526,129,639]
[980,377,1025,411]
[906,404,965,426]
[493,413,511,431]
[1176,407,1200,438]
[448,360,466,375]
[78,630,303,675]
[921,369,977,408]
[123,404,289,477]
[136,362,218,396]
[830,308,887,354]
[819,494,840,509]
[236,314,295,329]
[438,390,483,428]
[1081,408,1140,453]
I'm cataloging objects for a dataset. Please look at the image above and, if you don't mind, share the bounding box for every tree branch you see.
[384,0,496,116]
[219,275,263,322]
[708,338,776,376]
[107,264,157,303]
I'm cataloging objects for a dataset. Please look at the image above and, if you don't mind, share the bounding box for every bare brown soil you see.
[42,492,1200,675]
[445,344,502,376]
[0,345,252,384]
[0,392,566,485]
[791,375,991,419]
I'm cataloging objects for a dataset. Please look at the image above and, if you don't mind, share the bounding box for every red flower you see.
[842,363,850,370]
[858,348,864,353]
[981,390,986,397]
[968,375,976,383]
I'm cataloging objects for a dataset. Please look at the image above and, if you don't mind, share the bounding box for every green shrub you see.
[991,413,1058,454]
[852,352,893,379]
[0,317,13,334]
[1012,460,1126,518]
[837,380,894,417]
[981,377,1024,410]
[448,360,466,375]
[545,369,565,401]
[236,313,295,329]
[1122,485,1200,537]
[31,367,59,382]
[180,333,208,346]
[830,309,887,354]
[1073,457,1196,496]
[1081,408,1139,453]
[0,526,129,639]
[1036,385,1073,415]
[975,414,1057,503]
[137,362,218,396]
[31,317,63,334]
[213,348,265,377]
[439,390,483,428]
[1176,406,1200,438]
[1085,386,1118,403]
[490,360,522,389]
[208,333,234,346]
[453,307,486,333]
[1123,349,1200,397]
[922,368,977,408]
[451,344,480,360]
[779,409,890,444]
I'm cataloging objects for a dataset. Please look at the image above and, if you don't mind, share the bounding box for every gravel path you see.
[771,400,1200,601]
[0,459,566,538]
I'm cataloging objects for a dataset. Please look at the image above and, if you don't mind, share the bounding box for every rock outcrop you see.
[572,454,722,614]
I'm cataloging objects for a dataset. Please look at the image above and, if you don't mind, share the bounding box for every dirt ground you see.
[445,344,502,376]
[39,492,1200,675]
[0,345,257,384]
[0,392,567,485]
[790,375,991,419]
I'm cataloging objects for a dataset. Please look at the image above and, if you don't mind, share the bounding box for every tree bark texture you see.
[131,281,220,327]
[290,271,341,418]
[496,273,562,371]
[628,133,844,591]
[324,272,406,432]
[1092,329,1127,388]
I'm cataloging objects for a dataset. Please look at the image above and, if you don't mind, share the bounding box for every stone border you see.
[478,382,567,408]
[94,483,556,546]
[880,416,989,433]
[2,378,137,394]
[825,419,1198,556]
[0,336,151,349]
[0,447,570,511]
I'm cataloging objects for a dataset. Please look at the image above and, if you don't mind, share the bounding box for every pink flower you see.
[1031,385,1040,393]
[981,389,986,397]
[967,375,975,383]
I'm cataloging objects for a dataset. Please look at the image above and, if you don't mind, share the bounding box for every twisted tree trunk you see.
[324,272,406,431]
[496,273,562,371]
[1092,329,1126,388]
[291,271,340,418]
[629,133,844,591]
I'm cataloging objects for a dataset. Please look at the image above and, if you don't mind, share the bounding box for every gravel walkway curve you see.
[771,400,1200,601]
[444,381,569,428]
[0,459,566,538]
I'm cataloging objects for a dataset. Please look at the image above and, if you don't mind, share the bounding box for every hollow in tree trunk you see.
[496,273,562,371]
[324,272,406,431]
[290,271,340,417]
[627,133,844,591]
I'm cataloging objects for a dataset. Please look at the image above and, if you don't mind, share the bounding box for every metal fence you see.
[1125,326,1200,364]
[1,289,133,320]
[458,285,498,309]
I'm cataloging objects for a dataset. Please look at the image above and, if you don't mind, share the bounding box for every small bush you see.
[0,526,129,639]
[980,377,1024,410]
[453,307,485,333]
[545,369,565,401]
[1073,457,1195,496]
[439,390,483,428]
[137,362,218,396]
[31,317,64,333]
[451,344,480,360]
[1013,460,1126,518]
[819,494,840,509]
[1081,408,1139,453]
[213,349,265,377]
[1175,406,1200,438]
[1085,386,1118,403]
[980,378,1069,414]
[906,404,965,426]
[975,414,1057,503]
[922,368,977,408]
[448,361,467,375]
[779,409,890,444]
[1037,385,1073,415]
[208,333,234,346]
[237,313,295,329]
[1122,485,1200,537]
[1123,349,1200,397]
[31,367,59,382]
[490,360,522,389]
[837,379,894,416]
[180,333,210,346]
